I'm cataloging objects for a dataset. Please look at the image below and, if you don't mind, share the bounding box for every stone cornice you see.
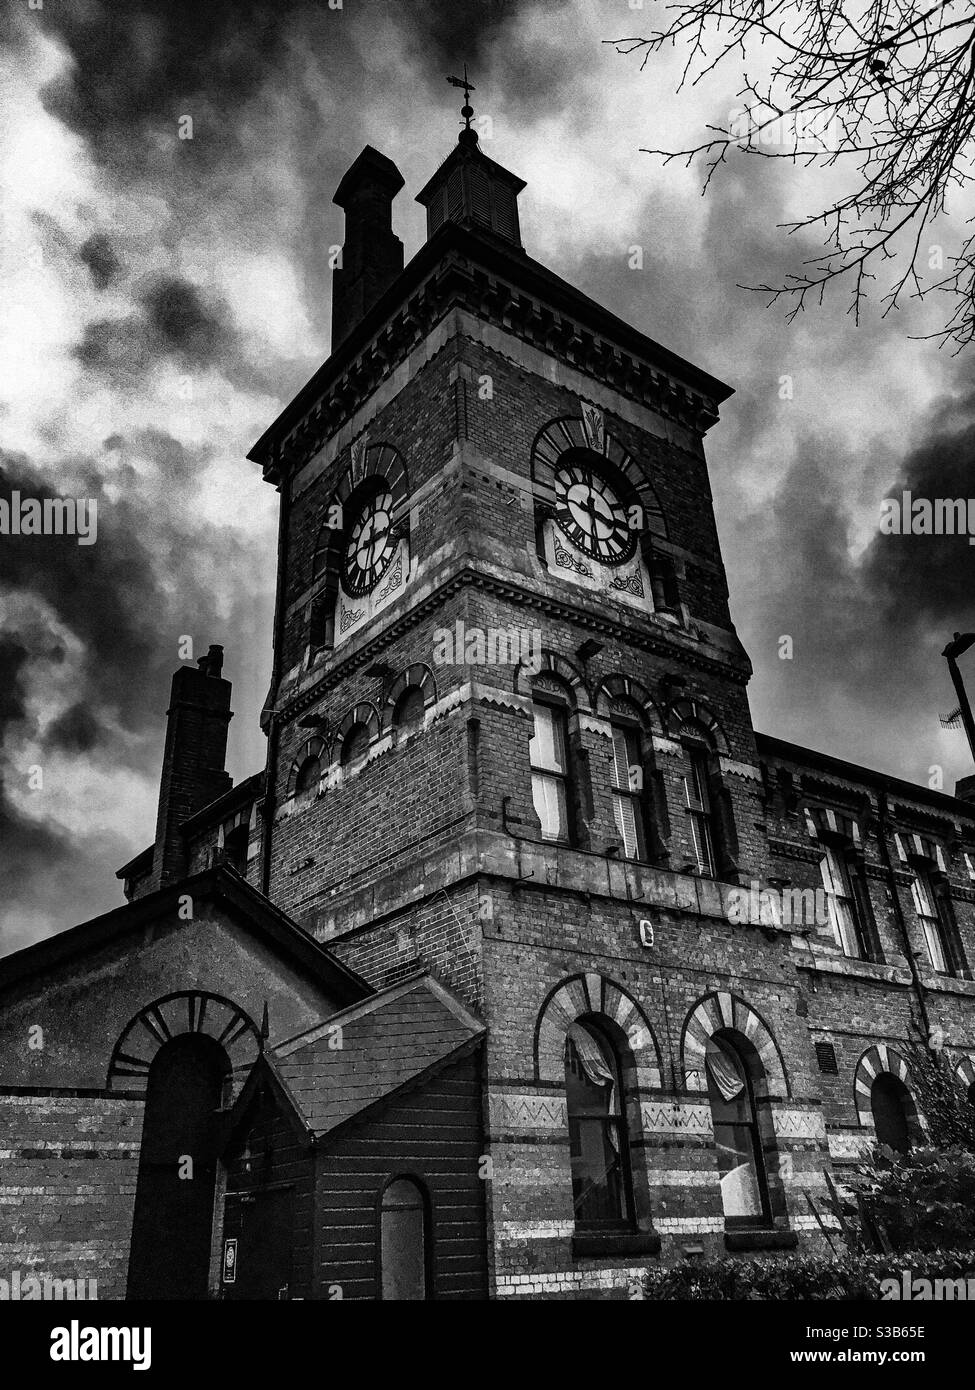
[251,224,731,484]
[272,565,751,726]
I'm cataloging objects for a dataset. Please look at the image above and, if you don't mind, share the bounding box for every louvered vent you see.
[815,1041,838,1074]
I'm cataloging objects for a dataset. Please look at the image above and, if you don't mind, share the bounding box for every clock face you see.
[342,489,395,595]
[553,462,634,563]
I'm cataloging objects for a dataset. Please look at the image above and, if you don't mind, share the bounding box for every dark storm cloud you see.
[78,233,122,290]
[45,702,100,754]
[142,277,234,366]
[29,0,529,178]
[0,442,274,941]
[74,275,237,381]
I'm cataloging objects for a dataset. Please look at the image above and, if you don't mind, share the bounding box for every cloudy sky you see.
[1,0,973,954]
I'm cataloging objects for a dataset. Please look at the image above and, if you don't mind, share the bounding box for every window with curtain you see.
[819,845,867,958]
[682,746,715,875]
[294,754,321,794]
[706,1035,770,1224]
[910,869,953,974]
[379,1177,428,1300]
[530,700,570,842]
[392,686,425,741]
[610,720,646,860]
[564,1021,631,1229]
[341,721,371,769]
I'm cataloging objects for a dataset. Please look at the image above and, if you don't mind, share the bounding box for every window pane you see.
[922,917,948,972]
[565,1028,627,1227]
[706,1038,767,1222]
[689,811,715,875]
[529,703,566,773]
[713,1121,764,1217]
[532,772,567,841]
[567,1117,625,1224]
[684,752,710,812]
[610,724,639,791]
[871,1076,912,1154]
[911,872,934,918]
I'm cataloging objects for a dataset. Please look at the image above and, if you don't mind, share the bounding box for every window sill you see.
[724,1228,798,1253]
[571,1231,661,1261]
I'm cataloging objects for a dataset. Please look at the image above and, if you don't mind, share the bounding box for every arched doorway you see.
[870,1073,915,1154]
[127,1034,230,1299]
[379,1177,429,1300]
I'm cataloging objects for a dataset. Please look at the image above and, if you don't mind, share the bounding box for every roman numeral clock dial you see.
[553,463,633,564]
[342,489,395,595]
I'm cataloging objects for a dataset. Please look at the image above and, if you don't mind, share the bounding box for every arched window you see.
[127,1034,229,1299]
[871,1074,914,1154]
[706,1033,771,1225]
[379,1177,429,1300]
[564,1020,632,1229]
[341,721,370,768]
[393,686,425,740]
[294,754,321,795]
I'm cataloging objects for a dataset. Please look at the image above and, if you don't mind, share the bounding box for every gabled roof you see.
[0,866,371,1006]
[270,972,485,1138]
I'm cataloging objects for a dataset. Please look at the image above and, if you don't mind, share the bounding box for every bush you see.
[849,1146,975,1252]
[642,1250,975,1300]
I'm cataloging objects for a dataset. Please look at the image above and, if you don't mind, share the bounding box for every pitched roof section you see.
[0,866,371,1007]
[272,972,485,1137]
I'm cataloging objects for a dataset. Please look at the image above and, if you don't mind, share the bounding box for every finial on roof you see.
[446,63,479,146]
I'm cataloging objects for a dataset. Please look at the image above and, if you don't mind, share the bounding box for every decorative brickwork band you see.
[680,991,790,1097]
[533,973,662,1087]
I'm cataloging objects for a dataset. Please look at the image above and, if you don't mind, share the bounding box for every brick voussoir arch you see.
[329,701,381,762]
[107,990,262,1094]
[513,650,591,711]
[381,664,437,732]
[595,674,665,735]
[666,697,729,756]
[533,972,662,1087]
[681,991,790,1097]
[854,1044,924,1129]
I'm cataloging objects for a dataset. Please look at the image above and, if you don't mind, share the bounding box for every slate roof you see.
[271,972,485,1137]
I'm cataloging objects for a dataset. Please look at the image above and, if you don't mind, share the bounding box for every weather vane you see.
[446,63,476,137]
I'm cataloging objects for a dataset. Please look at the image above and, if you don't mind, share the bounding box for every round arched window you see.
[294,755,321,794]
[871,1073,914,1154]
[341,722,370,768]
[393,687,425,739]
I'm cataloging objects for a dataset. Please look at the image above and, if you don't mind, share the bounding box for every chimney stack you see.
[331,146,405,348]
[150,644,233,891]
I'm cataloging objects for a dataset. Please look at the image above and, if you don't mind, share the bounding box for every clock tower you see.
[247,86,828,1296]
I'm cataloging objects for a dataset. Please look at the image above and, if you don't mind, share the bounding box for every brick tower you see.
[246,93,831,1297]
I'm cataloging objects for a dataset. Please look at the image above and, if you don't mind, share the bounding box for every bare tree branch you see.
[608,1,975,349]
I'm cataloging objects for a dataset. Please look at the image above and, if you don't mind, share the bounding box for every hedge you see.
[642,1250,975,1300]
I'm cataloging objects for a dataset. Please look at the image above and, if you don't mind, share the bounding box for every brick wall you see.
[0,1091,142,1300]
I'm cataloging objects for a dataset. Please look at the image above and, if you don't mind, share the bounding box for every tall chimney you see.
[331,146,405,348]
[150,644,233,890]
